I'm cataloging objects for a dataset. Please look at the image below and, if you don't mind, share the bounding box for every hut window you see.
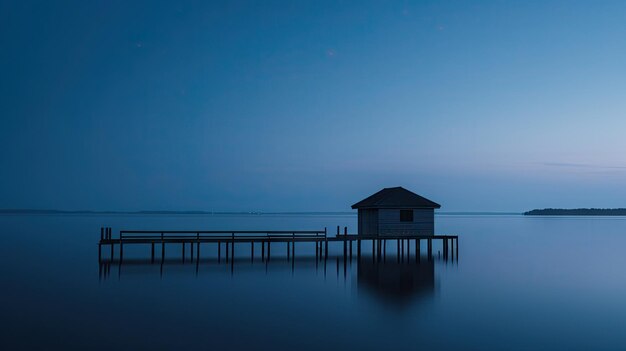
[400,210,413,222]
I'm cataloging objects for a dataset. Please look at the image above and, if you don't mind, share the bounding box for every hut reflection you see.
[357,259,435,305]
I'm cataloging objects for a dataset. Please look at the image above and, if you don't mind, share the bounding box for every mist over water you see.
[2,214,626,350]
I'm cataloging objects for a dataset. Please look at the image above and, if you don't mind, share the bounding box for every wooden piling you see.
[427,238,432,260]
[151,242,155,263]
[349,240,353,260]
[231,238,235,262]
[317,240,321,260]
[397,239,400,262]
[407,239,410,260]
[315,241,319,260]
[196,239,200,261]
[161,232,164,261]
[324,239,328,260]
[345,227,351,260]
[451,238,455,260]
[416,239,420,262]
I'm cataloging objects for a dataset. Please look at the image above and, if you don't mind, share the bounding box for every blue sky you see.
[2,1,626,212]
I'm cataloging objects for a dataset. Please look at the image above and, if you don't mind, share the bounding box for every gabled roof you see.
[351,187,441,209]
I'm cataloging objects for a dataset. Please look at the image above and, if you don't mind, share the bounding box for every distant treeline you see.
[524,208,626,216]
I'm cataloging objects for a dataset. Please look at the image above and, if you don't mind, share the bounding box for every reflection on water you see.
[358,260,434,306]
[99,254,444,308]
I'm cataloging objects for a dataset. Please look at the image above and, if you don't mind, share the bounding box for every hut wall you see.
[358,209,379,236]
[377,208,434,236]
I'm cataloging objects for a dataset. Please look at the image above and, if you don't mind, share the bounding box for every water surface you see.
[1,214,626,350]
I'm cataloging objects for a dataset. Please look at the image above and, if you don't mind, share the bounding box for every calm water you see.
[2,214,626,350]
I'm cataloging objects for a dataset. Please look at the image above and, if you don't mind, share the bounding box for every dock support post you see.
[218,241,221,263]
[407,239,410,260]
[323,227,327,260]
[315,241,319,260]
[349,240,352,261]
[251,242,254,262]
[191,242,194,262]
[318,240,322,260]
[197,238,200,262]
[226,242,229,262]
[231,237,235,262]
[267,241,271,261]
[416,239,420,262]
[324,239,328,260]
[382,240,386,262]
[182,242,185,263]
[98,243,101,262]
[397,239,400,262]
[345,227,351,260]
[357,239,361,260]
[288,241,291,260]
[456,237,459,260]
[319,241,324,261]
[161,232,164,261]
[427,238,432,260]
[151,242,155,263]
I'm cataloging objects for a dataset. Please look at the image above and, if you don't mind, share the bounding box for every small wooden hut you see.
[351,187,441,237]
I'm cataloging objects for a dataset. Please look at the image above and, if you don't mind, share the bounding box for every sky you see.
[2,0,626,212]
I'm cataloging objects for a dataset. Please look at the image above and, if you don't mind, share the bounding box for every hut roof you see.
[351,187,441,209]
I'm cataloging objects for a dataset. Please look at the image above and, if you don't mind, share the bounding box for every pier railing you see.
[101,230,327,243]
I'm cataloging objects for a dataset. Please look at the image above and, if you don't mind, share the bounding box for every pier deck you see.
[98,227,458,263]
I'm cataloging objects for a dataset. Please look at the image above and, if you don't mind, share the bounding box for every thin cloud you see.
[538,162,626,170]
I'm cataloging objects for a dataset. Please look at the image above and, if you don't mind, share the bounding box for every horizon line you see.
[0,209,523,215]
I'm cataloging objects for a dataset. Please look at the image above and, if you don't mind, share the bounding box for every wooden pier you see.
[98,226,458,263]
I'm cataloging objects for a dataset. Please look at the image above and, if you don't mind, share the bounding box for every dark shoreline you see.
[524,208,626,216]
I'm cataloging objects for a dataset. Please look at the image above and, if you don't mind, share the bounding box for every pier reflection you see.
[100,254,443,307]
